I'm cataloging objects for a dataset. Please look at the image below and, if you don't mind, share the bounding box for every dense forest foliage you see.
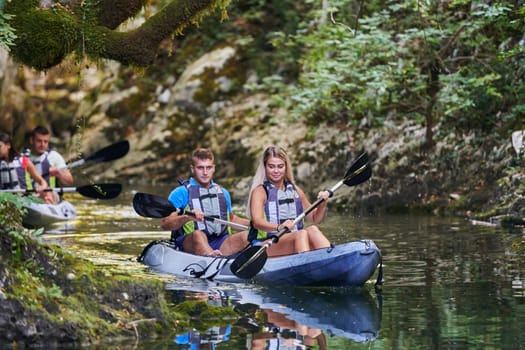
[216,1,524,147]
[0,0,523,214]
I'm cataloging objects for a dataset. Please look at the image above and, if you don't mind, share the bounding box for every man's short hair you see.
[192,148,214,164]
[31,125,50,137]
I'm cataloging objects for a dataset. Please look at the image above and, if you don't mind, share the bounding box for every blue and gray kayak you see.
[139,239,382,287]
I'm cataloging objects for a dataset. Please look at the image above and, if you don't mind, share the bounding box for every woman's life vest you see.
[176,182,231,238]
[0,156,28,190]
[249,180,304,241]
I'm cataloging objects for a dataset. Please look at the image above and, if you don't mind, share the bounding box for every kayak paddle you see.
[67,140,130,169]
[230,152,372,280]
[1,183,122,200]
[133,192,249,231]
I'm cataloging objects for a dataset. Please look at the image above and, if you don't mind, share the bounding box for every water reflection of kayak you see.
[167,280,382,344]
[175,325,231,349]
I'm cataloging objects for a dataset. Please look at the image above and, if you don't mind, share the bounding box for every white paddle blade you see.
[512,130,524,157]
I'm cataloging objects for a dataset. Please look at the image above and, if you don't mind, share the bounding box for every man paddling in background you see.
[27,126,73,204]
[161,148,250,257]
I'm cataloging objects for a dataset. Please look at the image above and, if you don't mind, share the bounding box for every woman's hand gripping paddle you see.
[230,152,372,280]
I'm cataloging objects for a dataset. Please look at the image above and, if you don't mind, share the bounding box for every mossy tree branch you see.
[5,0,229,70]
[95,0,148,30]
[96,0,223,65]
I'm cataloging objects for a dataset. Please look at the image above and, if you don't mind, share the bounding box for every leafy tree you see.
[0,2,17,49]
[1,0,231,70]
[265,0,524,148]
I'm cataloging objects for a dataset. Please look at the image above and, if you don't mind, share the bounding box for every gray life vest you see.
[0,156,27,190]
[263,180,304,233]
[180,182,230,237]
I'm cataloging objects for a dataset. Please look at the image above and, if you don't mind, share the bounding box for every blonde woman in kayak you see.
[247,146,331,256]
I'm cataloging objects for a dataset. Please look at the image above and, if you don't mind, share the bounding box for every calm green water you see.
[41,185,525,349]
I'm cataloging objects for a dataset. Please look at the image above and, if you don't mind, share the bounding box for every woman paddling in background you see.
[0,132,52,203]
[247,146,331,256]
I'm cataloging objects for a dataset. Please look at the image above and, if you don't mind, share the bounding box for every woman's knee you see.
[293,231,310,252]
[291,229,306,237]
[306,226,321,234]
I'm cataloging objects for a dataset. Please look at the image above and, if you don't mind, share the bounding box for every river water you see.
[40,185,525,349]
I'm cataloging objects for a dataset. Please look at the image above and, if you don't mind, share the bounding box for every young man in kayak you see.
[27,126,73,203]
[0,132,51,201]
[161,148,250,257]
[247,145,331,256]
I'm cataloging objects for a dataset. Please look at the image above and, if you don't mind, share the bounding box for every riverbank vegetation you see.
[0,194,237,346]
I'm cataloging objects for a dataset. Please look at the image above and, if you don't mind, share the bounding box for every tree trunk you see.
[423,62,439,151]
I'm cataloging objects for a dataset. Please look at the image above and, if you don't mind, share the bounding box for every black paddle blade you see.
[77,183,122,199]
[132,192,176,218]
[344,152,368,178]
[343,152,371,186]
[344,162,371,186]
[230,246,268,279]
[85,140,130,163]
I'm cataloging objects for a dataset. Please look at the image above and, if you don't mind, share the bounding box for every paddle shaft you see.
[67,158,87,168]
[132,192,248,231]
[0,183,122,200]
[1,187,80,194]
[176,208,248,231]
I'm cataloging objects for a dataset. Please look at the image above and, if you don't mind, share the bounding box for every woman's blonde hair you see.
[246,146,295,218]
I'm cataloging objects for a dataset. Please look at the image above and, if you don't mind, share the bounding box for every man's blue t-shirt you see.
[167,177,233,214]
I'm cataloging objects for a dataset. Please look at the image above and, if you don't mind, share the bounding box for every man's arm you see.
[50,168,73,185]
[161,211,192,230]
[48,151,74,185]
[161,186,190,230]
